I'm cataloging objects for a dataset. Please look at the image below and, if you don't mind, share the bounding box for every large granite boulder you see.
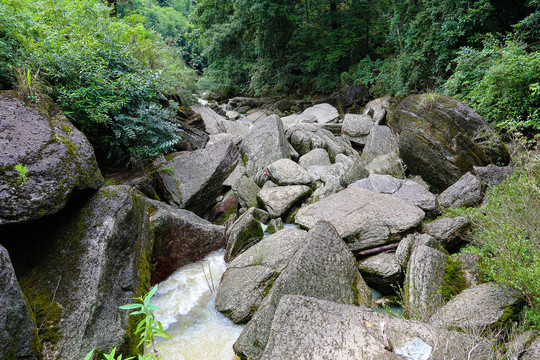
[224,207,265,262]
[430,283,522,331]
[2,186,154,359]
[261,295,494,360]
[266,159,310,185]
[390,95,510,192]
[216,228,308,324]
[257,185,311,218]
[362,125,399,163]
[307,163,348,201]
[144,199,225,284]
[0,245,40,360]
[295,187,425,251]
[297,148,332,169]
[240,115,292,178]
[154,139,239,216]
[233,222,371,360]
[342,114,373,137]
[405,244,449,320]
[299,103,340,124]
[0,92,103,225]
[350,174,439,215]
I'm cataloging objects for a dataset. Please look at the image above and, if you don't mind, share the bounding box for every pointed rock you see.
[233,221,371,360]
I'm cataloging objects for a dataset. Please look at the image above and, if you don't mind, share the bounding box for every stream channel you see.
[150,224,403,358]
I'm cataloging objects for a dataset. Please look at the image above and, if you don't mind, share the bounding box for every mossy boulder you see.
[430,283,522,332]
[0,245,40,360]
[405,244,449,320]
[2,185,154,359]
[0,91,103,225]
[145,198,225,284]
[390,95,510,192]
[224,207,265,262]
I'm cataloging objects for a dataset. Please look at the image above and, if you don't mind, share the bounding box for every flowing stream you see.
[150,249,243,360]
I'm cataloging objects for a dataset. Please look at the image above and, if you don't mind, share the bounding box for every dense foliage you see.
[445,38,540,135]
[0,0,195,163]
[190,0,535,95]
[449,141,540,328]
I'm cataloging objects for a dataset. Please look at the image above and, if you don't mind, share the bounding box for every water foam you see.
[151,249,243,360]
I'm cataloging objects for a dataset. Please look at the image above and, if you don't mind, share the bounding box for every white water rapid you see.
[150,249,243,360]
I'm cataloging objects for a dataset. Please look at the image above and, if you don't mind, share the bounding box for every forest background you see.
[0,0,539,162]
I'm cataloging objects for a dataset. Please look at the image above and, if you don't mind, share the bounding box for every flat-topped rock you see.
[295,187,425,251]
[266,159,311,185]
[257,185,311,217]
[299,103,340,124]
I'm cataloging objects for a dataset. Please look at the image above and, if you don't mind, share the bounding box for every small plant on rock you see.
[85,285,170,360]
[14,163,28,184]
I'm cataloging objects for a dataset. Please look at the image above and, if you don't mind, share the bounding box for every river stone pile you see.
[194,96,520,359]
[0,92,525,360]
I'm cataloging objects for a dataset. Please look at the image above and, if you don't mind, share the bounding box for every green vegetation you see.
[441,257,466,302]
[0,0,195,164]
[445,37,540,136]
[14,163,28,184]
[448,139,540,329]
[85,285,170,360]
[2,0,539,161]
[188,0,539,135]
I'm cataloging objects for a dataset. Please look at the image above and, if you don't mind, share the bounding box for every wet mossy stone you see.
[0,245,41,360]
[6,185,154,359]
[145,198,225,284]
[0,91,103,225]
[390,95,510,192]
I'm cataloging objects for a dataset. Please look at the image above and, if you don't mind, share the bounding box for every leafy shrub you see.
[1,0,195,163]
[445,38,540,135]
[449,142,540,328]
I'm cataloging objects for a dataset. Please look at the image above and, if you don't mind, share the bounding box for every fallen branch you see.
[357,243,399,257]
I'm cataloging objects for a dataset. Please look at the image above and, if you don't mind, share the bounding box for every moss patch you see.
[442,257,466,302]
